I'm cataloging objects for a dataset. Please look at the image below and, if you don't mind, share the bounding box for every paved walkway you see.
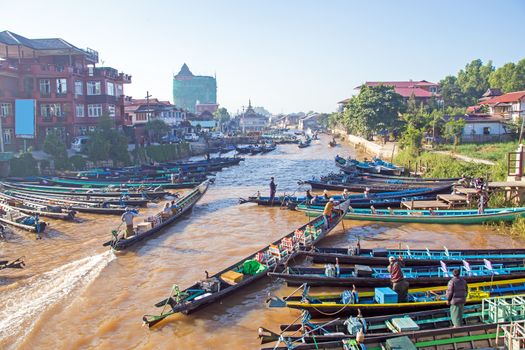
[432,150,495,165]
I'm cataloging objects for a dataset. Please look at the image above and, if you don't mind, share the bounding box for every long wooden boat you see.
[240,195,435,208]
[42,177,200,190]
[142,200,351,328]
[263,322,503,350]
[103,181,209,250]
[241,186,450,207]
[319,173,459,185]
[0,196,75,220]
[304,179,453,192]
[1,182,168,199]
[335,155,404,176]
[3,190,131,215]
[302,246,525,266]
[0,257,25,270]
[268,277,525,318]
[268,260,525,287]
[260,293,525,348]
[0,206,47,233]
[298,205,525,224]
[298,140,312,148]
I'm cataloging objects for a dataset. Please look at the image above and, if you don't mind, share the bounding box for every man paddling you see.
[269,177,277,202]
[446,268,468,327]
[322,198,335,228]
[388,256,409,302]
[121,207,138,239]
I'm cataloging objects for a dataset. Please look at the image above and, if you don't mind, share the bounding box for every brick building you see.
[0,30,131,151]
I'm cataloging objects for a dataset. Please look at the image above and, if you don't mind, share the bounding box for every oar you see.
[142,284,177,328]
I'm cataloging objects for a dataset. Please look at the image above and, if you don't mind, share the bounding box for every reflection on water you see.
[0,135,523,350]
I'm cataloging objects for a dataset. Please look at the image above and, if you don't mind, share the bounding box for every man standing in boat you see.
[322,198,335,228]
[269,177,277,203]
[446,269,468,327]
[121,208,138,239]
[388,256,409,302]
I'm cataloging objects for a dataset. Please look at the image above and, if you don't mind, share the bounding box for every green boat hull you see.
[299,206,525,224]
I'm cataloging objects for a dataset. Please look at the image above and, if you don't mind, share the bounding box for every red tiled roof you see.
[358,80,439,89]
[479,91,525,105]
[393,87,435,98]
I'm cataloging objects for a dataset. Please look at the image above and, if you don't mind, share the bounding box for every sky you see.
[2,0,525,114]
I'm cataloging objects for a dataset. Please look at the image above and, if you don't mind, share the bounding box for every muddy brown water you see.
[1,135,523,350]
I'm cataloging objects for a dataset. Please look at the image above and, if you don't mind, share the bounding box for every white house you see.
[239,101,268,133]
[445,114,511,143]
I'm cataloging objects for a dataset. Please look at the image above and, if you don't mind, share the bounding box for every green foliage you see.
[488,59,525,93]
[132,143,190,163]
[43,134,68,170]
[10,153,38,176]
[490,217,525,238]
[145,119,170,143]
[340,85,405,138]
[457,59,494,105]
[394,149,501,180]
[439,141,519,162]
[398,123,423,155]
[86,115,130,164]
[443,118,466,150]
[69,155,87,170]
[439,75,469,108]
[213,107,231,123]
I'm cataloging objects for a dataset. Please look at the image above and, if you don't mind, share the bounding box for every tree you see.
[145,119,170,143]
[213,107,230,132]
[444,118,466,151]
[489,59,525,93]
[406,94,418,114]
[439,76,467,108]
[86,114,130,164]
[341,85,405,139]
[399,123,423,155]
[457,59,494,105]
[43,133,68,169]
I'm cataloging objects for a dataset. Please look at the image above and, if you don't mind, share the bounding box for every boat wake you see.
[0,251,115,348]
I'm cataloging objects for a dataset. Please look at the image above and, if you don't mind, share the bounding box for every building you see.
[443,114,512,143]
[338,80,441,110]
[477,91,525,122]
[123,97,187,142]
[0,30,131,151]
[239,101,268,133]
[298,113,327,131]
[187,110,217,131]
[173,63,217,113]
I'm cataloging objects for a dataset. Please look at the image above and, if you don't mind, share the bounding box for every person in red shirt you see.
[387,256,409,302]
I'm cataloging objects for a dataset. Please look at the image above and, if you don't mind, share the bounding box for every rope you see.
[310,303,351,317]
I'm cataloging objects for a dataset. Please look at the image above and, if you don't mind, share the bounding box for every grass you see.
[394,149,507,181]
[439,141,519,162]
[488,217,525,238]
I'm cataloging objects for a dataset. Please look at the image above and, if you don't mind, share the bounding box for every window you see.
[41,103,62,117]
[0,103,11,117]
[87,104,103,117]
[107,82,115,96]
[3,129,12,145]
[40,79,51,96]
[77,126,88,136]
[87,81,101,95]
[116,84,123,96]
[76,104,85,117]
[75,81,83,96]
[108,104,116,117]
[483,127,491,135]
[56,78,67,95]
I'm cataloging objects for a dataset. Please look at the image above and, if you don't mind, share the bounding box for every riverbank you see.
[331,128,398,159]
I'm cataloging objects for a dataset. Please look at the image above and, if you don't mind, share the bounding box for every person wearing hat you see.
[323,189,330,201]
[341,188,349,200]
[322,198,335,228]
[388,256,409,302]
[269,177,277,203]
[121,207,138,239]
[363,187,370,199]
[446,268,468,327]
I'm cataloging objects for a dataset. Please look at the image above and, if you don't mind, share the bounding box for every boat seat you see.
[439,261,450,277]
[463,260,476,276]
[484,259,499,275]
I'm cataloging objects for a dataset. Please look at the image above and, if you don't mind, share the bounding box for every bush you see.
[69,155,87,170]
[10,153,38,177]
[132,143,190,163]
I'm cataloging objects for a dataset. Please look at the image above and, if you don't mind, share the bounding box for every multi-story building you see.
[239,101,268,133]
[0,30,131,151]
[173,63,217,113]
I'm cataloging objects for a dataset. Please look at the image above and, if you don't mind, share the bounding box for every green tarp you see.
[242,259,266,275]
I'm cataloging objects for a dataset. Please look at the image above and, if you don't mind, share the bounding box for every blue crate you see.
[375,287,398,304]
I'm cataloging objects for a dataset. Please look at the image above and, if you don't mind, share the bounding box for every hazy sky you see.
[2,0,524,114]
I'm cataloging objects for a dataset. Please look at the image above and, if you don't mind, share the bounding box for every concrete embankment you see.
[331,128,398,159]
